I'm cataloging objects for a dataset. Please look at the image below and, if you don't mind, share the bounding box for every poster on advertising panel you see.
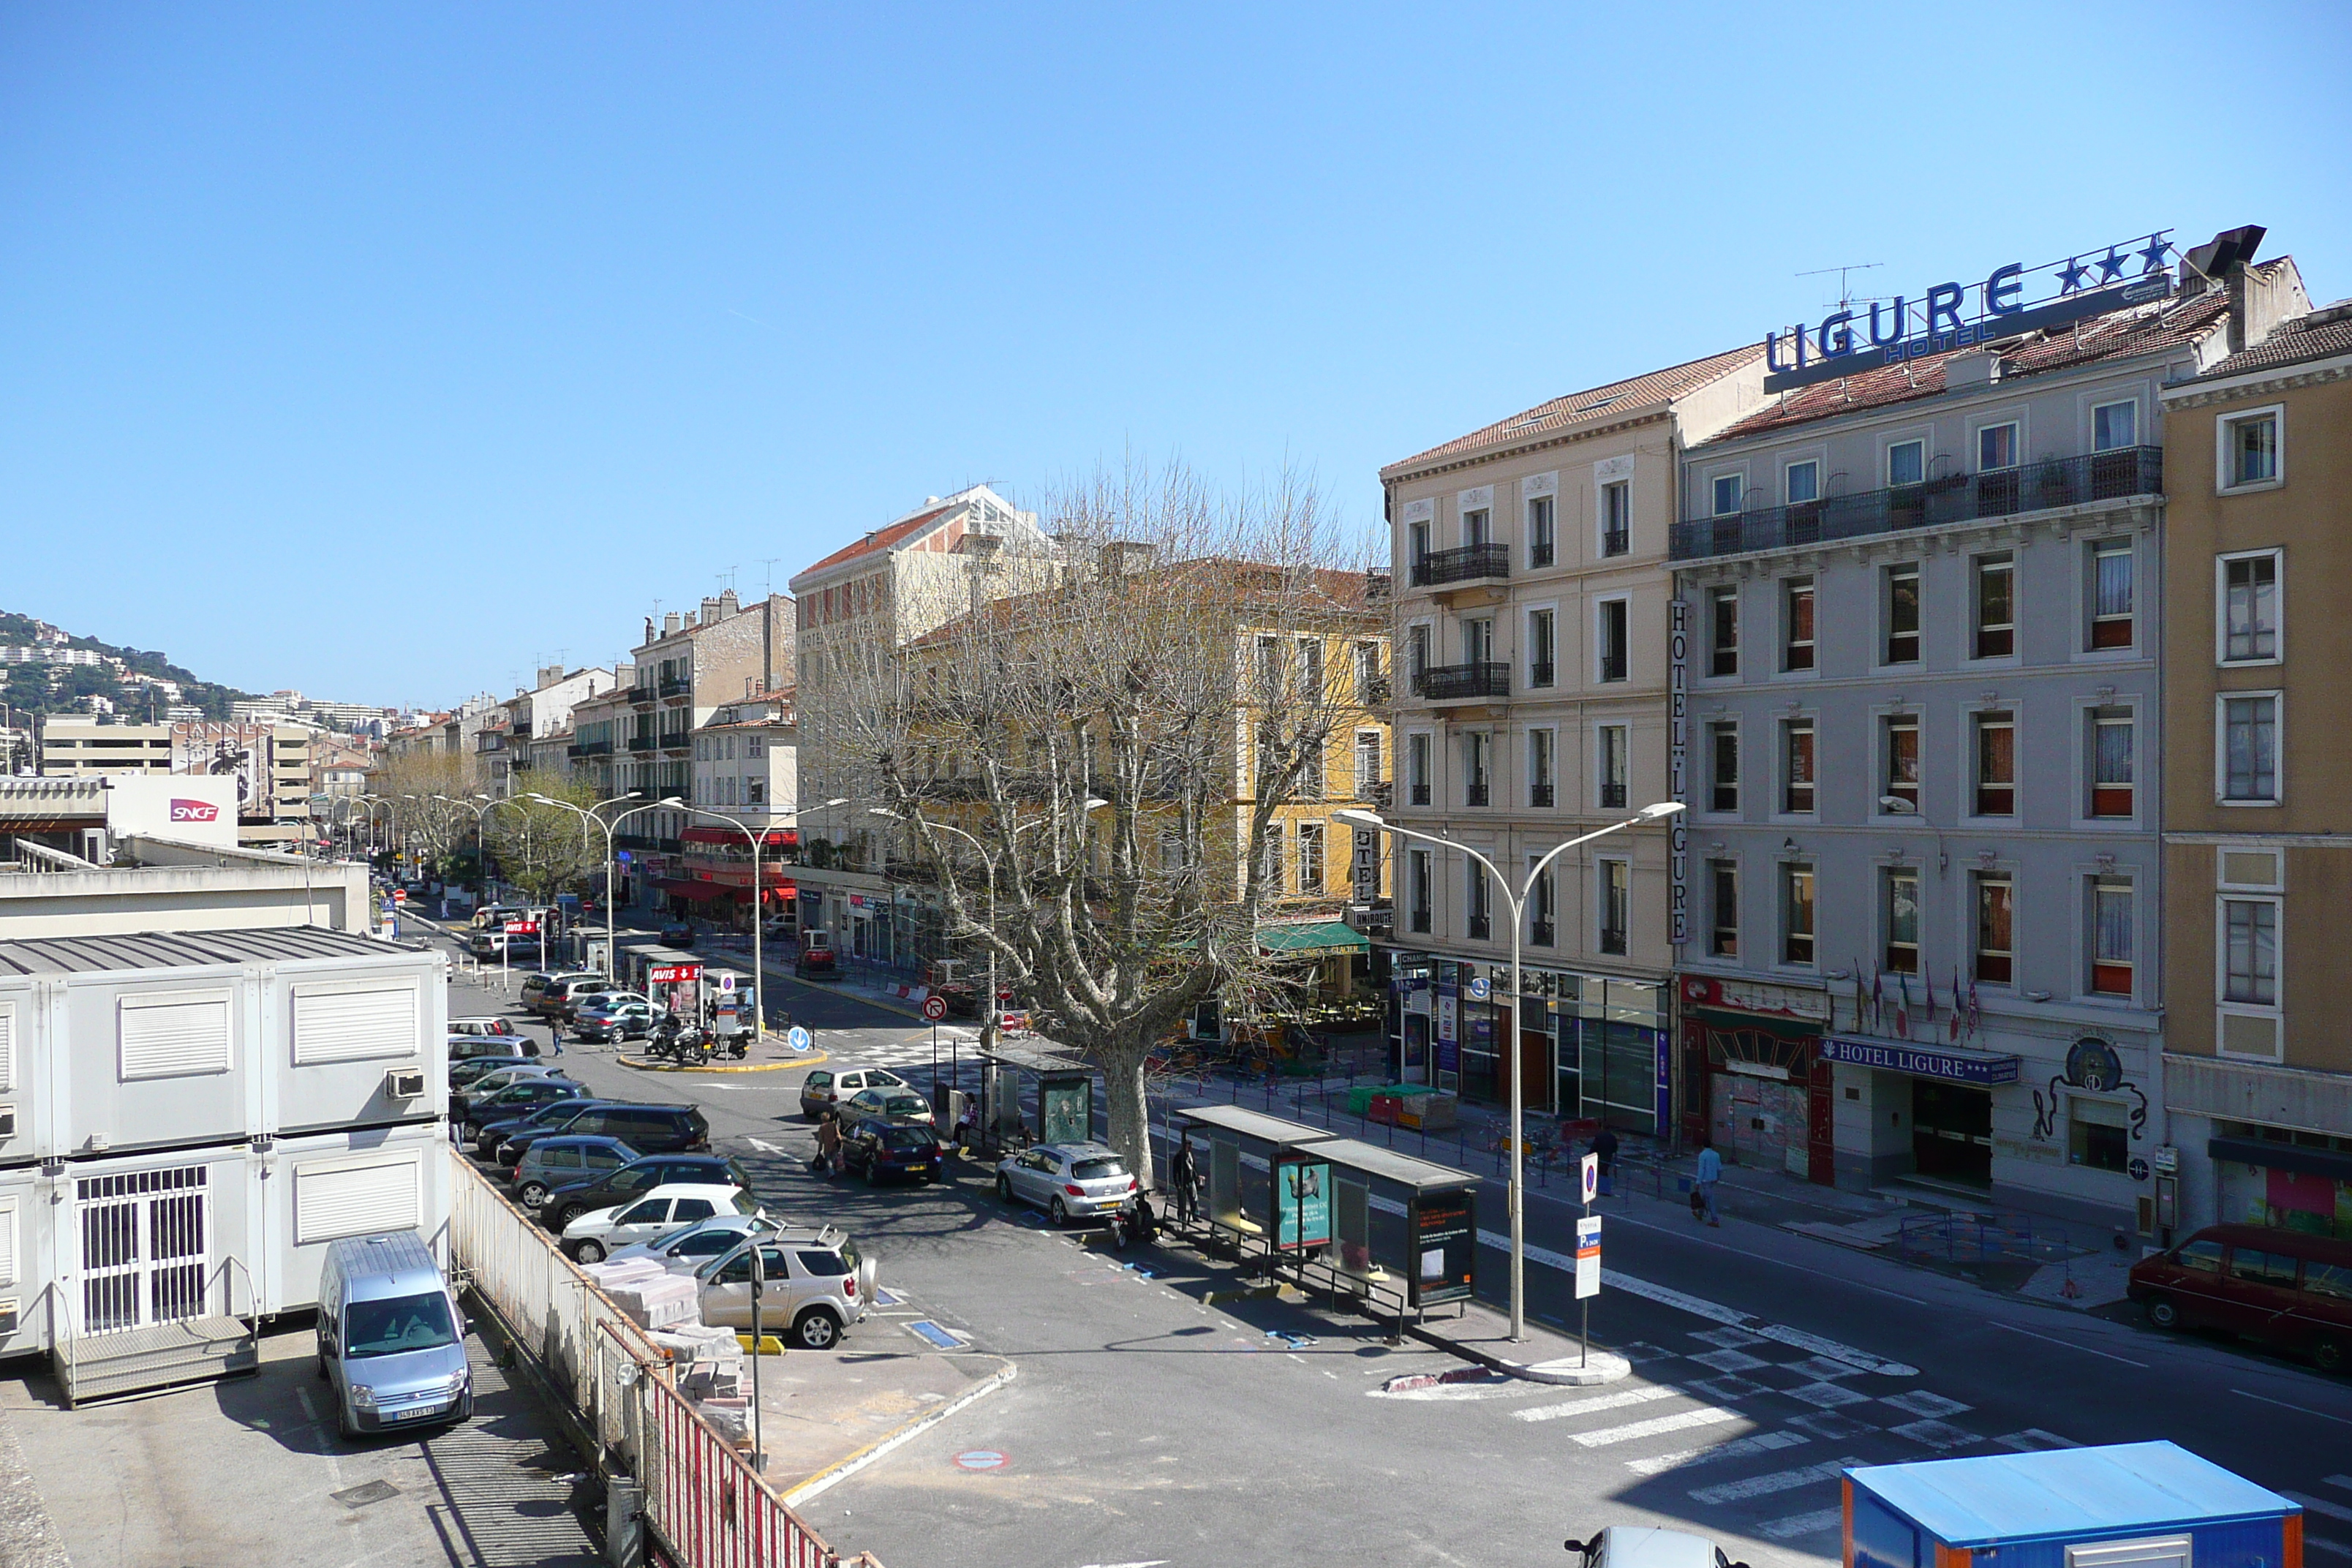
[1275,1161,1331,1250]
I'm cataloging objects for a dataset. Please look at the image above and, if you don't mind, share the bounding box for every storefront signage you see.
[647,963,701,984]
[1820,1035,2020,1085]
[1667,597,1690,945]
[1574,1215,1602,1300]
[1681,974,1833,1022]
[1762,232,2175,392]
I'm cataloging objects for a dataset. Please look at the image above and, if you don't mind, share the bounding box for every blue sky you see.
[4,2,2346,708]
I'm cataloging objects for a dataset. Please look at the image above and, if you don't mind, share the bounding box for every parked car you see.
[995,1142,1137,1226]
[1561,1526,1741,1568]
[450,1033,541,1065]
[450,1054,543,1090]
[512,1136,641,1213]
[572,999,665,1044]
[479,1097,618,1162]
[562,1183,761,1264]
[799,1066,908,1121]
[839,1086,935,1128]
[551,1102,712,1156]
[315,1231,471,1439]
[794,931,838,979]
[2127,1224,2352,1371]
[560,986,652,1022]
[659,920,696,946]
[456,1075,586,1131]
[541,1151,753,1232]
[842,1118,942,1185]
[522,971,600,1015]
[604,1213,780,1273]
[448,1017,519,1039]
[693,1225,873,1349]
[448,1063,561,1116]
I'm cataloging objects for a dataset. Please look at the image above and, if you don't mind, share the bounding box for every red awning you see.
[658,878,733,902]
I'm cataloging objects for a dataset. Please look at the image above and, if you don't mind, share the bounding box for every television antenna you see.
[1798,261,1888,312]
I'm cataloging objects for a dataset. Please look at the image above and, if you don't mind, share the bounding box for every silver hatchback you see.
[995,1142,1137,1226]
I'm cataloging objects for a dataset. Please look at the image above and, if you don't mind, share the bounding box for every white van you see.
[315,1232,472,1439]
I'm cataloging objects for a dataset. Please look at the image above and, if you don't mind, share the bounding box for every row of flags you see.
[1854,959,1983,1044]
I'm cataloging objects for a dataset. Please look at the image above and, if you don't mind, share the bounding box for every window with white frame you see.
[1597,724,1628,810]
[1529,862,1556,947]
[1707,585,1738,676]
[1708,860,1738,957]
[1297,821,1325,892]
[1354,731,1382,799]
[1409,849,1432,932]
[2092,399,2137,451]
[1785,459,1820,505]
[1883,867,1920,975]
[1529,727,1556,808]
[1883,714,1919,811]
[1529,608,1556,688]
[2218,551,2280,663]
[1781,863,1815,965]
[1407,732,1431,806]
[1975,554,2016,658]
[1598,859,1629,956]
[2220,693,2279,804]
[1707,721,1738,813]
[1259,821,1286,890]
[1407,623,1431,687]
[2089,709,2134,818]
[1463,731,1490,807]
[1528,494,1556,568]
[2089,539,2134,649]
[1600,480,1631,556]
[1712,474,1743,516]
[1783,577,1815,672]
[2223,897,2279,1006]
[1885,564,1921,664]
[1356,641,1383,701]
[1462,506,1491,546]
[1888,439,1926,488]
[1462,615,1493,667]
[1597,598,1628,682]
[2220,407,2282,490]
[2089,877,2133,997]
[1978,421,2020,472]
[1781,719,1814,813]
[1466,864,1491,941]
[1409,519,1431,566]
[1975,710,2016,817]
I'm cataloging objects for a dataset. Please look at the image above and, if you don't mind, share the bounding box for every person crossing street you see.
[1693,1138,1722,1226]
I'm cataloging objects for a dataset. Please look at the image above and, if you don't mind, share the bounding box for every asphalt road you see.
[437,934,2352,1568]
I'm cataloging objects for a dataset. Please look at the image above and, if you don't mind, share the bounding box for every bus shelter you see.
[976,1041,1098,1153]
[1172,1106,1349,1256]
[622,944,704,1023]
[1289,1135,1479,1314]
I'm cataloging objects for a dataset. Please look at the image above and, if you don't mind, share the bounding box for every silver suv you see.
[693,1226,874,1350]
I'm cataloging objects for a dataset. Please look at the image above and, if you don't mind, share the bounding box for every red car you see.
[2127,1224,2352,1372]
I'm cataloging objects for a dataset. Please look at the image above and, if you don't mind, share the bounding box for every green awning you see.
[1256,920,1369,957]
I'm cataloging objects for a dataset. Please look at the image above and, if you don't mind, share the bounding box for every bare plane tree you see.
[837,464,1379,1187]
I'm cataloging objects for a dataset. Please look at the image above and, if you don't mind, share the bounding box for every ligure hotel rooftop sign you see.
[1763,232,2176,392]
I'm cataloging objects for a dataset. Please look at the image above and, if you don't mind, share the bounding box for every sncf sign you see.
[169,799,223,823]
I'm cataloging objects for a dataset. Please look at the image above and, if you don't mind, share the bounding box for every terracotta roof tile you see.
[795,503,955,580]
[1383,343,1765,478]
[2191,304,2352,380]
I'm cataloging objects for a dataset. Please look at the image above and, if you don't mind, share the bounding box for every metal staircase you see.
[56,1257,260,1408]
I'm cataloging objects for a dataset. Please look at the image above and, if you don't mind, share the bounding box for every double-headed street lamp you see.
[678,803,794,1041]
[871,798,1106,1052]
[1334,799,1686,1343]
[524,792,683,979]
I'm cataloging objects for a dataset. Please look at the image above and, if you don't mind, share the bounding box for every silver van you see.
[316,1232,472,1439]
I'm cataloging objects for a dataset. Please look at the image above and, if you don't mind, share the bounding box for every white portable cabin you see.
[0,927,449,1401]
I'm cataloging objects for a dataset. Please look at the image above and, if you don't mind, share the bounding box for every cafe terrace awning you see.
[1256,920,1370,958]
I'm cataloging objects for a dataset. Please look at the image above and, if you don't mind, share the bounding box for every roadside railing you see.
[445,1149,851,1568]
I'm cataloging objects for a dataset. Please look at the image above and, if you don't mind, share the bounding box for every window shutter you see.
[0,1196,16,1286]
[0,1000,15,1092]
[118,992,233,1081]
[292,981,420,1065]
[294,1154,422,1245]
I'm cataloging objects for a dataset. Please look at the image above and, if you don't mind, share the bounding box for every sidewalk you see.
[1163,1068,2141,1314]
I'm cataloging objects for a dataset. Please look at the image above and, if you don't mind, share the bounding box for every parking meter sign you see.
[922,994,949,1021]
[1575,1215,1602,1300]
[1580,1152,1600,1206]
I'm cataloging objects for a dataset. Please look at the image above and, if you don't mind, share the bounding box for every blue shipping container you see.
[1846,1442,2302,1568]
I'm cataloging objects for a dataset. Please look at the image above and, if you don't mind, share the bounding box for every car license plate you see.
[386,1401,443,1422]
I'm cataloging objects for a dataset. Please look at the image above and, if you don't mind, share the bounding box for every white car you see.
[562,1183,763,1264]
[449,1017,521,1039]
[1564,1527,1745,1568]
[603,1213,782,1274]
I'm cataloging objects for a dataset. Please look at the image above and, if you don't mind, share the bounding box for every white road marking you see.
[2234,1389,2352,1426]
[1569,1405,1744,1448]
[1626,1430,1808,1477]
[1993,1429,2081,1452]
[1890,1418,1980,1451]
[1690,1455,1865,1505]
[746,1137,783,1153]
[2287,1493,2352,1527]
[2305,1537,2352,1559]
[1514,1385,1681,1423]
[1987,1319,2148,1368]
[2328,1475,2352,1493]
[1075,1561,1172,1567]
[1757,1507,1844,1540]
[1881,1390,1972,1419]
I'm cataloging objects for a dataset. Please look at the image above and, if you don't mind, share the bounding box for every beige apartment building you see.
[38,717,173,778]
[1377,346,1764,1128]
[2159,290,2352,1241]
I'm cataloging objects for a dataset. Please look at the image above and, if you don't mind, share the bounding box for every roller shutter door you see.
[292,981,420,1065]
[294,1155,422,1245]
[118,992,233,1081]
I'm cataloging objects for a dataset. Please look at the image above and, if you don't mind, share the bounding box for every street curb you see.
[616,1049,830,1074]
[1400,1322,1632,1387]
[777,1357,1017,1507]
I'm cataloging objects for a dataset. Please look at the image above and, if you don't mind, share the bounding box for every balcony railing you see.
[660,734,691,753]
[1465,782,1490,807]
[658,676,691,699]
[1529,660,1555,688]
[1409,782,1431,807]
[1670,445,2163,561]
[1409,543,1511,587]
[1531,921,1556,948]
[568,740,613,758]
[1600,782,1627,810]
[1602,527,1629,557]
[626,736,656,753]
[1414,663,1510,702]
[1467,914,1490,941]
[1531,783,1555,808]
[629,687,655,707]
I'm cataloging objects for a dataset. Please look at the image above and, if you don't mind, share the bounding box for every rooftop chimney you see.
[663,611,681,636]
[1944,350,2001,391]
[701,595,724,624]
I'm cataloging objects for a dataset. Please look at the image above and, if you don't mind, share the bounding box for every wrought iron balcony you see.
[1529,661,1555,689]
[1465,782,1490,807]
[1531,783,1555,808]
[1467,914,1491,941]
[1409,543,1511,588]
[1413,662,1510,703]
[629,687,656,708]
[568,741,613,758]
[1601,527,1629,557]
[1600,782,1627,810]
[1409,781,1431,806]
[658,676,691,700]
[626,736,656,753]
[1531,921,1556,948]
[1671,445,2163,561]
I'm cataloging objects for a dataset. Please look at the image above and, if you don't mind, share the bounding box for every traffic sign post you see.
[1579,1151,1600,1206]
[1574,1215,1602,1368]
[785,1025,813,1054]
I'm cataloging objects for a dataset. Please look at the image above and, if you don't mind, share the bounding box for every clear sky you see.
[4,2,2346,709]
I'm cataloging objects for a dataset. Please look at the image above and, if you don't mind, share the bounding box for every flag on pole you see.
[1852,959,1867,1033]
[1872,967,1885,1033]
[1924,968,1938,1028]
[1896,971,1912,1038]
[1949,967,1964,1040]
[1968,973,1982,1041]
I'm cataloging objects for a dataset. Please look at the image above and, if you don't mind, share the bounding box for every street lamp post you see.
[1334,800,1686,1342]
[527,792,682,981]
[680,804,781,1042]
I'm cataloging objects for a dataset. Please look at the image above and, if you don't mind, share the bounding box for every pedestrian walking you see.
[548,1016,565,1058]
[1169,1139,1199,1225]
[1693,1138,1722,1226]
[815,1115,843,1178]
[1591,1125,1618,1198]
